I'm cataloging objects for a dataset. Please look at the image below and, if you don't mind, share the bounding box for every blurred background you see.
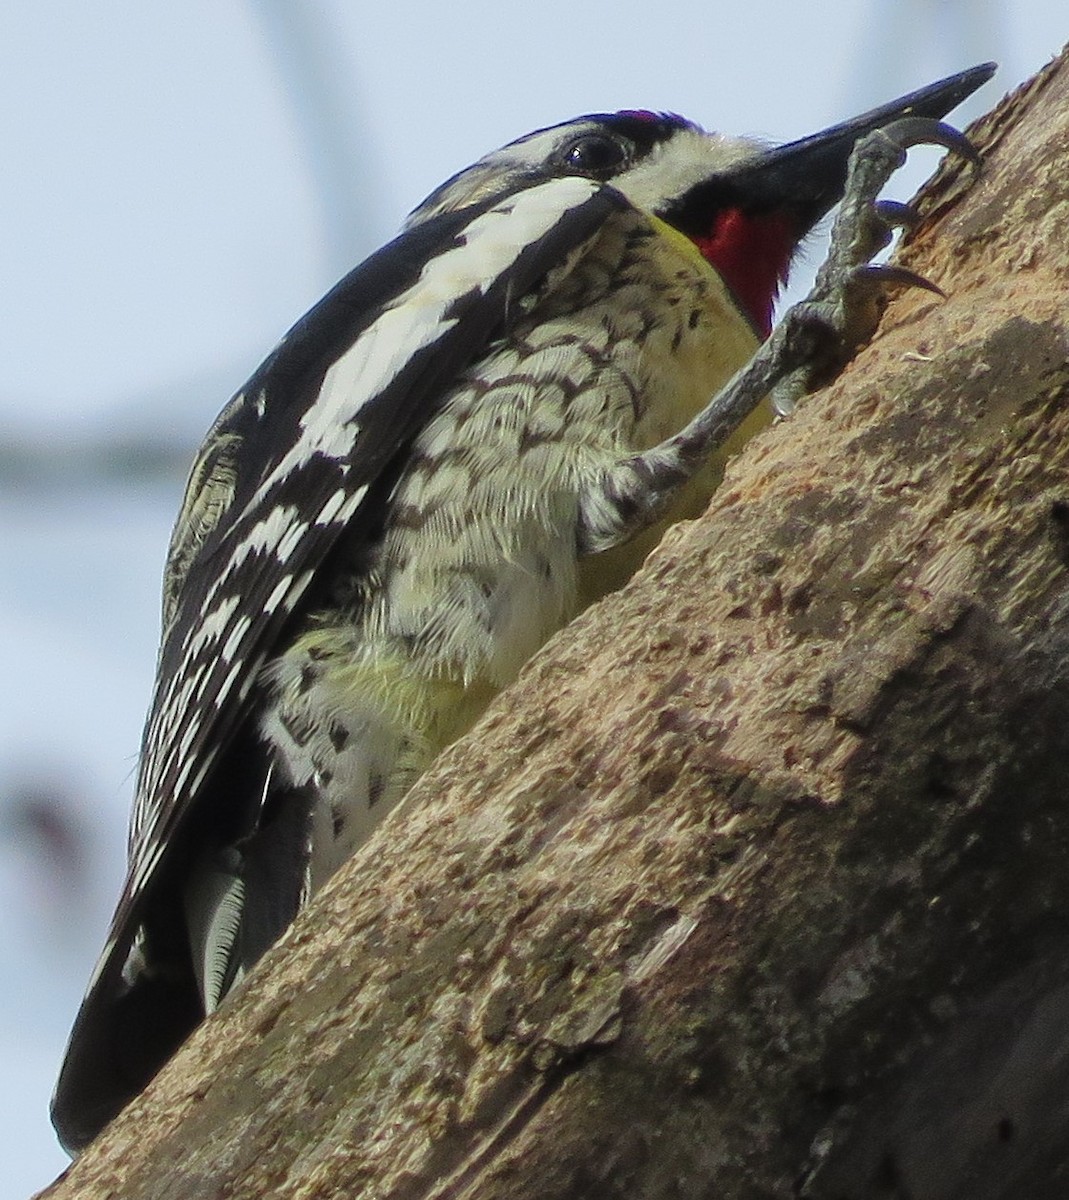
[0,1,1063,1192]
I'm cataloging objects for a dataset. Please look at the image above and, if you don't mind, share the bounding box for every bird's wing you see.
[52,175,625,1150]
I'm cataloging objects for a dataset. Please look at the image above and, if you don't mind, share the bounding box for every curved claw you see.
[873,199,920,230]
[875,116,982,168]
[853,262,946,298]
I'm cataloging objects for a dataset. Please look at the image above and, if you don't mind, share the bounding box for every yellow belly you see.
[283,209,771,787]
[576,214,766,606]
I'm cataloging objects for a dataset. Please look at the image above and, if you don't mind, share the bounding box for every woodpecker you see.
[52,64,993,1152]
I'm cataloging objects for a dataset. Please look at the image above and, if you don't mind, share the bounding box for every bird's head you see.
[407,65,994,337]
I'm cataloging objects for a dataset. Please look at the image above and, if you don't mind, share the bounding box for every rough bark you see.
[42,52,1069,1200]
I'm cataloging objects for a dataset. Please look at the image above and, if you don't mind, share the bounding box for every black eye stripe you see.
[550,112,699,181]
[601,112,698,151]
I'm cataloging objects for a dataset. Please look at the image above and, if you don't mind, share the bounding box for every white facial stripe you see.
[609,128,763,213]
[498,124,590,169]
[408,123,600,224]
[411,119,767,229]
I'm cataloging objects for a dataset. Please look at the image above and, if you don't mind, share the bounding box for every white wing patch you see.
[221,615,252,662]
[263,575,294,615]
[316,488,351,527]
[227,505,303,571]
[255,176,602,494]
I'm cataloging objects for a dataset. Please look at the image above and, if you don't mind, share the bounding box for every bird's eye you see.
[559,133,630,178]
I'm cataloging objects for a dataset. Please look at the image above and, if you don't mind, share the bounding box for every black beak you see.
[736,62,996,232]
[666,63,996,241]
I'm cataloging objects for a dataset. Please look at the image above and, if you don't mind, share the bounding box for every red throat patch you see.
[690,209,797,338]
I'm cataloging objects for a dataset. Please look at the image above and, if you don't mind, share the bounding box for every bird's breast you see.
[261,206,771,893]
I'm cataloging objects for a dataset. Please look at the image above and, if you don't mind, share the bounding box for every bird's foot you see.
[769,116,981,415]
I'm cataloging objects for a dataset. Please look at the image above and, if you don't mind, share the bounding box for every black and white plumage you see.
[52,65,994,1152]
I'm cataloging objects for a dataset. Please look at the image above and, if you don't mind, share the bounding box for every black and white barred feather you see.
[131,178,621,909]
[55,163,637,1149]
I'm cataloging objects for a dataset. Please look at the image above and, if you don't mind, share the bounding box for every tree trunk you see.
[42,52,1069,1200]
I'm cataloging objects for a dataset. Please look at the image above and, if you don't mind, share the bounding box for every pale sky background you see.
[0,3,1064,1194]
